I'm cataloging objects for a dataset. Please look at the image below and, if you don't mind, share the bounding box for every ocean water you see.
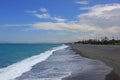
[0,44,112,80]
[0,44,61,68]
[0,44,66,80]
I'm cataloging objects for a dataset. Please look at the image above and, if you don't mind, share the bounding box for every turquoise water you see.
[0,44,61,68]
[0,44,112,80]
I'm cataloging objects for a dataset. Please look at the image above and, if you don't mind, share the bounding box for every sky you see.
[0,0,120,43]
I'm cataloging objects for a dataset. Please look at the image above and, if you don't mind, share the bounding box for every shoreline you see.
[16,46,111,80]
[69,44,120,80]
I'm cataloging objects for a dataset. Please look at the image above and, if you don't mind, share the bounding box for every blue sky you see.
[0,0,120,43]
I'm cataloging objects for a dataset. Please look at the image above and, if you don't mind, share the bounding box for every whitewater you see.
[0,45,68,80]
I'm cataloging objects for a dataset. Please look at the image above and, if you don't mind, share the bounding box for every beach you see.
[68,44,120,80]
[0,44,118,80]
[16,45,111,80]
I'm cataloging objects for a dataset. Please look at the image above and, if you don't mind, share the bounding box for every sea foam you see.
[0,45,68,80]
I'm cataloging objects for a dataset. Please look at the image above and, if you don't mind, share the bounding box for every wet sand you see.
[16,47,111,80]
[67,44,120,80]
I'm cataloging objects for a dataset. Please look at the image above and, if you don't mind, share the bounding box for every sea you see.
[0,44,112,80]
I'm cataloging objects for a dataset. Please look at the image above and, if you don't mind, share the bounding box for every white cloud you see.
[76,0,88,5]
[27,8,67,22]
[0,24,32,28]
[2,3,120,42]
[53,17,67,22]
[26,8,47,14]
[34,13,51,18]
[78,4,120,28]
[79,4,120,17]
[0,22,95,33]
[34,13,67,22]
[30,22,120,38]
[76,3,120,38]
[25,3,120,40]
[40,8,48,12]
[30,22,96,33]
[26,10,37,13]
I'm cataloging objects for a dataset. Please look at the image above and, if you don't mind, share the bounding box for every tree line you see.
[75,36,120,45]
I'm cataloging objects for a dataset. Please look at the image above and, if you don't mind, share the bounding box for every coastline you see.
[0,44,67,80]
[69,44,120,80]
[16,45,111,80]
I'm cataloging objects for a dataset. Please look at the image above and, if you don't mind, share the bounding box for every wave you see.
[0,44,68,80]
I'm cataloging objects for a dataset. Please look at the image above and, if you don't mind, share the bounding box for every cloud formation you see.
[26,10,37,13]
[26,7,67,22]
[31,22,96,32]
[78,4,120,28]
[1,3,120,41]
[76,0,88,5]
[77,4,120,37]
[31,3,120,39]
[53,17,67,22]
[0,24,32,28]
[34,13,51,18]
[40,8,48,12]
[34,13,67,22]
